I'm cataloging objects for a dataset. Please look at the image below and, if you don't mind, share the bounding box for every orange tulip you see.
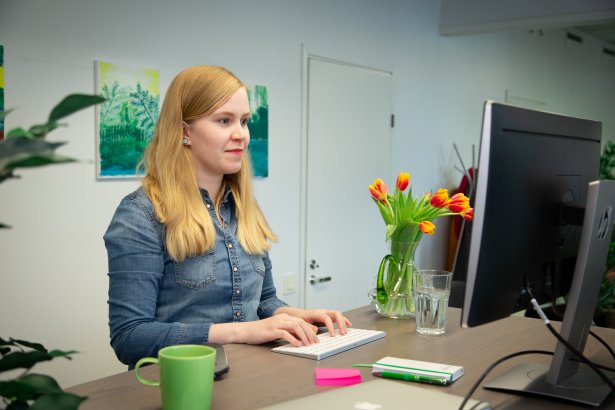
[430,188,450,208]
[419,221,435,235]
[460,207,473,221]
[448,193,470,213]
[369,178,388,203]
[396,172,410,192]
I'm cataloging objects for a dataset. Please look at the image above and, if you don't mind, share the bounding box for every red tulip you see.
[396,172,410,192]
[430,188,450,208]
[369,178,388,203]
[419,221,435,235]
[448,193,470,213]
[460,207,473,221]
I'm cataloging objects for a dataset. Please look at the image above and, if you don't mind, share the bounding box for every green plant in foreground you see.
[0,338,85,409]
[0,93,105,408]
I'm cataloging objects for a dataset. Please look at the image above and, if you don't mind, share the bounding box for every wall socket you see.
[283,273,296,295]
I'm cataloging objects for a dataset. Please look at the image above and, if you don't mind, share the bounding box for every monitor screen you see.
[461,101,601,328]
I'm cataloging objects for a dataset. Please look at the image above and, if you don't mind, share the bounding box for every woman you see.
[104,66,351,367]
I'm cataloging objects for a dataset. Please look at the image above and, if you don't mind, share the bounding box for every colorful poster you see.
[0,45,4,141]
[95,61,159,179]
[247,84,268,178]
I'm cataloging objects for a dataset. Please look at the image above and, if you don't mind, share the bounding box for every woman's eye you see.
[218,118,230,125]
[240,118,249,126]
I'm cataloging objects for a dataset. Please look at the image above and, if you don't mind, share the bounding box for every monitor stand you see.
[484,180,615,406]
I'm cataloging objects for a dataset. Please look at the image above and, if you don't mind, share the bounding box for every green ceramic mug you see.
[135,345,216,410]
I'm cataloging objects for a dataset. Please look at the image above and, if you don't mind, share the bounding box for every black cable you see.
[459,277,615,409]
[549,290,615,363]
[589,329,615,362]
[594,362,615,373]
[542,319,615,390]
[527,275,615,371]
[458,350,553,410]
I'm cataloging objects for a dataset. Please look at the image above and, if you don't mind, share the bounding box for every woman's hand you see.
[274,307,352,337]
[208,313,319,346]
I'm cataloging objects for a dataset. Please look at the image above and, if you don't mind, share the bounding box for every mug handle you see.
[135,357,160,386]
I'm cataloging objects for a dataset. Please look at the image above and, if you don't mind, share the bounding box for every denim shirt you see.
[104,187,288,368]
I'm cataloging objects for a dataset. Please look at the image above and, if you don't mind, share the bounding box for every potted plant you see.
[0,93,104,409]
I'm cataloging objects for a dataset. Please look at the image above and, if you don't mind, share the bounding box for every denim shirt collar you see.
[198,184,233,206]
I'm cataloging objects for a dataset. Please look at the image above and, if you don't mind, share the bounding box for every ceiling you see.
[576,22,615,47]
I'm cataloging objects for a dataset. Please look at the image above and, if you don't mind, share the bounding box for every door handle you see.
[309,274,332,285]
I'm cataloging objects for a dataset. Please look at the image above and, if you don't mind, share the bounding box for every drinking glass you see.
[413,270,452,335]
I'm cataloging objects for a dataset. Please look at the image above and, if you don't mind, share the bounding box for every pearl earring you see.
[182,137,189,145]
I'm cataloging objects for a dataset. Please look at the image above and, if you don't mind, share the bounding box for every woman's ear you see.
[182,122,191,146]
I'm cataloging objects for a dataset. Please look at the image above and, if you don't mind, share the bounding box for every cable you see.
[530,298,615,391]
[589,329,615,362]
[549,291,615,363]
[458,350,553,410]
[460,278,615,409]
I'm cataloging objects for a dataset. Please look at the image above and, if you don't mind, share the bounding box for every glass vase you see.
[369,241,419,319]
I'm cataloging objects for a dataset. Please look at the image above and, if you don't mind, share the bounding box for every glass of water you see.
[413,270,452,335]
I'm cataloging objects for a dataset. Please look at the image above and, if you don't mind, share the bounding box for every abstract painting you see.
[95,60,159,179]
[247,84,269,177]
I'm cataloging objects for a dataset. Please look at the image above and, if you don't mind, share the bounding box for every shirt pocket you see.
[249,254,266,277]
[174,250,216,289]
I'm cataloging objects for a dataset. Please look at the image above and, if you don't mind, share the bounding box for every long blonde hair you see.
[141,66,276,262]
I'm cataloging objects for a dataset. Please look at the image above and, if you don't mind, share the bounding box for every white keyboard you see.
[271,328,386,360]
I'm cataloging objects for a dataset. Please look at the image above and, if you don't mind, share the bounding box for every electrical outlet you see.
[283,273,296,295]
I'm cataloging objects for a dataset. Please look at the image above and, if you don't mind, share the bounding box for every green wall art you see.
[247,84,269,177]
[0,45,4,140]
[95,60,159,179]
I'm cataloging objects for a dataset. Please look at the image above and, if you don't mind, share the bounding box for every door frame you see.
[299,45,393,308]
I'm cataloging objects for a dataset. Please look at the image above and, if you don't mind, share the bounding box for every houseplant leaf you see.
[48,94,106,123]
[0,373,63,401]
[0,349,77,372]
[30,392,87,410]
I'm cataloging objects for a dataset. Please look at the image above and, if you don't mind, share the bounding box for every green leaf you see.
[27,121,62,139]
[0,350,77,372]
[0,137,73,174]
[0,109,14,121]
[8,153,75,169]
[0,374,63,401]
[385,224,397,241]
[10,339,47,353]
[5,128,35,139]
[6,400,30,410]
[30,392,87,410]
[48,94,106,123]
[0,351,49,372]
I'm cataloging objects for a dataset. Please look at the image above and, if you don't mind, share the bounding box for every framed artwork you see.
[0,45,4,141]
[247,84,268,177]
[95,60,159,179]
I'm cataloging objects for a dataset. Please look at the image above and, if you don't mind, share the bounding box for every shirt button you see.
[235,311,241,317]
[232,266,238,272]
[206,203,211,209]
[235,289,241,294]
[227,243,233,249]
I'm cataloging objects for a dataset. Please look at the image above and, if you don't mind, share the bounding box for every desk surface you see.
[69,306,615,409]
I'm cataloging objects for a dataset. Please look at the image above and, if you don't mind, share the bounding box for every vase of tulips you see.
[368,172,473,319]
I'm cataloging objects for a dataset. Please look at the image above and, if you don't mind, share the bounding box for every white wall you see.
[1,0,613,388]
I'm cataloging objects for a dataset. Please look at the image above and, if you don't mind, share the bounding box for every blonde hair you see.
[140,66,276,262]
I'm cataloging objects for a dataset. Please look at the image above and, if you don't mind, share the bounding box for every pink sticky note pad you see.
[315,368,362,386]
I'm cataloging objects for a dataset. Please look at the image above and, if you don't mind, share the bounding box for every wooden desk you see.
[69,306,615,409]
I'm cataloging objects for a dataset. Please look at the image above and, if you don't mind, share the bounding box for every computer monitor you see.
[460,101,615,406]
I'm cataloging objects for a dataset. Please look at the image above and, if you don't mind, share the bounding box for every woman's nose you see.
[231,125,247,140]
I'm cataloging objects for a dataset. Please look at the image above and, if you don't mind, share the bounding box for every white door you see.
[304,57,393,311]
